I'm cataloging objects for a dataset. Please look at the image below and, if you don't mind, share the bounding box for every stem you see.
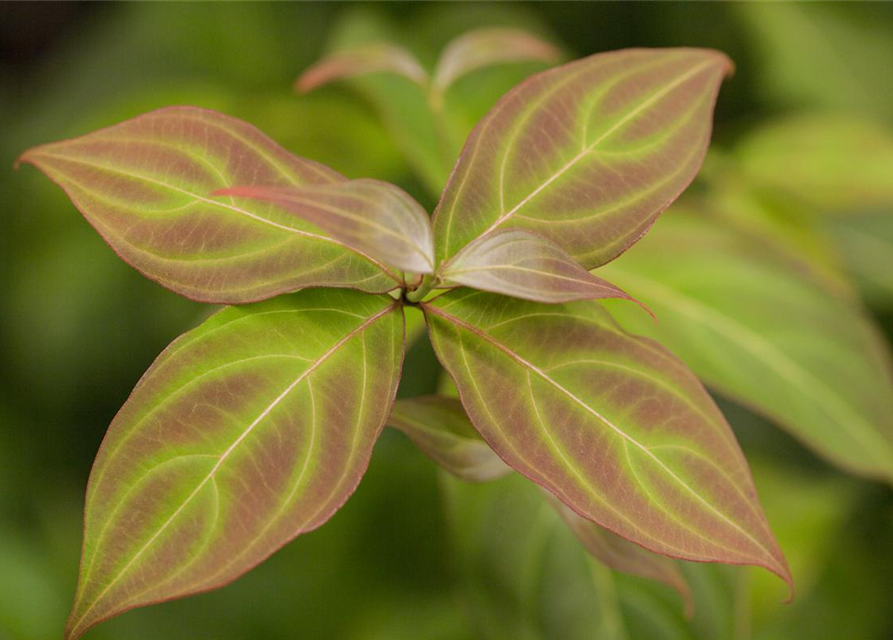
[405,273,435,303]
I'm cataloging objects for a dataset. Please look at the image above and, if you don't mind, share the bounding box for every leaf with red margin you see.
[423,289,791,592]
[440,228,642,305]
[216,179,435,275]
[64,289,404,640]
[295,43,429,93]
[433,48,732,269]
[431,27,561,94]
[18,107,400,303]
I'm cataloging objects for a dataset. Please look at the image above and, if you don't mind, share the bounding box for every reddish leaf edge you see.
[420,301,794,601]
[62,299,407,640]
[15,106,404,304]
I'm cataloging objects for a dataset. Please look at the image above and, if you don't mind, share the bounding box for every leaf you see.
[17,106,399,303]
[64,289,404,640]
[599,208,893,483]
[431,27,561,94]
[423,289,791,589]
[295,43,429,93]
[543,492,693,617]
[735,114,893,213]
[440,228,642,305]
[388,395,511,482]
[215,179,435,275]
[432,48,732,269]
[390,394,691,609]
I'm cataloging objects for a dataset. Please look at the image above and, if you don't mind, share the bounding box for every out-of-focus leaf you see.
[601,209,893,483]
[64,289,404,640]
[18,107,400,303]
[295,43,428,93]
[215,179,435,275]
[388,396,511,482]
[827,214,893,309]
[431,28,560,94]
[423,289,791,588]
[545,494,693,616]
[440,229,640,305]
[433,48,732,269]
[736,114,893,213]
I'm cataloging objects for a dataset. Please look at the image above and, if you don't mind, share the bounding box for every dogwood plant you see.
[20,46,794,639]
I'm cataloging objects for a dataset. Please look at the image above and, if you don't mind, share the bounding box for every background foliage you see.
[1,3,892,639]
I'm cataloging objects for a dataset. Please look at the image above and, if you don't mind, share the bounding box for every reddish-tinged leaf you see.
[433,48,732,269]
[215,179,435,275]
[18,107,399,302]
[440,228,641,305]
[432,27,561,93]
[388,395,511,482]
[423,289,791,590]
[64,289,404,640]
[295,43,428,93]
[544,491,693,616]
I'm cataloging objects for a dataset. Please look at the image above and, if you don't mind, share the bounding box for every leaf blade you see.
[216,179,435,275]
[65,289,404,640]
[440,228,640,304]
[433,48,732,268]
[295,43,428,93]
[423,290,790,589]
[18,106,399,303]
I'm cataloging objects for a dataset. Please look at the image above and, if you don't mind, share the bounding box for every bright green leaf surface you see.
[600,210,893,483]
[440,229,638,304]
[433,48,732,269]
[423,289,790,587]
[388,396,511,482]
[65,289,404,639]
[19,107,400,303]
[216,179,435,275]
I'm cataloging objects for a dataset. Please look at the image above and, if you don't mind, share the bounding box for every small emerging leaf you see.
[215,179,435,275]
[440,228,640,305]
[18,107,399,302]
[432,27,561,93]
[388,396,511,482]
[65,289,404,640]
[433,48,732,268]
[424,290,791,590]
[295,43,429,93]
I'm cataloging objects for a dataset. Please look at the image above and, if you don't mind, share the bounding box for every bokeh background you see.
[2,3,893,639]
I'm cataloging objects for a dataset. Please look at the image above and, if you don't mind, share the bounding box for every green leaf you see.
[431,27,561,95]
[735,114,893,213]
[440,229,641,305]
[18,106,400,303]
[423,289,790,588]
[215,179,435,275]
[600,209,893,483]
[64,289,404,640]
[432,48,732,269]
[388,396,511,482]
[295,43,429,93]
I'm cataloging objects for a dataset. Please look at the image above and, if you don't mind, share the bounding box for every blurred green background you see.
[2,3,893,639]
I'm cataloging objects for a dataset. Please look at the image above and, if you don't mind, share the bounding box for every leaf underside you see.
[433,47,732,269]
[65,289,404,640]
[19,106,399,303]
[423,289,791,590]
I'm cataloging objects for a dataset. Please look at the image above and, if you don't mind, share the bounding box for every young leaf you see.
[388,395,511,482]
[64,289,404,640]
[600,209,893,483]
[433,48,732,269]
[215,179,435,275]
[543,492,693,617]
[18,107,399,303]
[440,228,640,304]
[295,43,429,93]
[423,289,791,589]
[431,27,561,94]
